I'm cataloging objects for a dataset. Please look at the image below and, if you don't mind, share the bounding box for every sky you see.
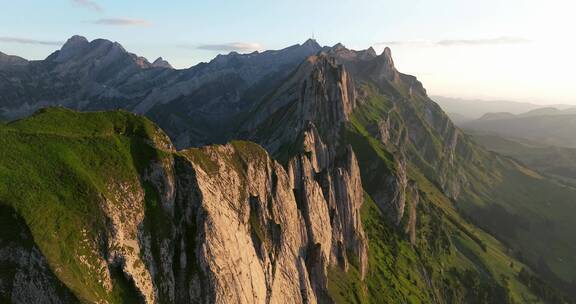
[1,0,575,104]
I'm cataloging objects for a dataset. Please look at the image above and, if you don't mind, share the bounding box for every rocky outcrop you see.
[298,56,356,141]
[375,47,401,84]
[181,143,316,303]
[243,53,357,155]
[330,147,368,275]
[371,153,409,226]
[38,137,364,304]
[377,110,408,150]
[405,181,420,245]
[180,139,368,303]
[243,52,369,278]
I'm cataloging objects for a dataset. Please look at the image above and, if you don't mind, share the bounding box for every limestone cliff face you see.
[244,54,369,279]
[244,54,356,155]
[181,143,316,304]
[288,126,368,281]
[65,138,366,304]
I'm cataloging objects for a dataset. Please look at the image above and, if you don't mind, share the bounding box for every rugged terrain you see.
[1,37,575,303]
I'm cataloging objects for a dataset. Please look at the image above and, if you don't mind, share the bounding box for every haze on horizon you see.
[1,0,575,105]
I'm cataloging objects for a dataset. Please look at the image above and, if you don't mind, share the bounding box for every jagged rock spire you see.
[381,46,394,67]
[366,47,377,58]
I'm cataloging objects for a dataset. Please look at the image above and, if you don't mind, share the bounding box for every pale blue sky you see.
[1,0,575,104]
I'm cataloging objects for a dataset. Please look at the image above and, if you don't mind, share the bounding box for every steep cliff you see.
[0,109,370,303]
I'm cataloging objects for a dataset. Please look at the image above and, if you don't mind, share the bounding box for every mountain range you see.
[460,107,576,189]
[433,96,575,124]
[469,132,576,185]
[462,107,576,148]
[1,36,575,304]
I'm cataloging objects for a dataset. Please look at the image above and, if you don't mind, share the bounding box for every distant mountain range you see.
[462,107,576,186]
[462,107,576,148]
[1,36,575,303]
[469,132,576,185]
[432,95,575,123]
[0,35,327,148]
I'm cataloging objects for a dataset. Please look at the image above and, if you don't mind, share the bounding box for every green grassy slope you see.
[0,107,170,302]
[327,115,545,303]
[339,83,575,302]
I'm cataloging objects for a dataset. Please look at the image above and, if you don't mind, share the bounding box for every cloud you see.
[71,0,103,13]
[191,42,263,53]
[91,18,151,26]
[0,37,63,46]
[437,37,531,46]
[378,36,531,47]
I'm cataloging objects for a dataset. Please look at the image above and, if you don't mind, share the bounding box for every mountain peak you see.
[302,38,321,49]
[332,42,346,49]
[381,47,394,65]
[355,47,378,60]
[62,35,89,50]
[152,57,173,69]
[366,47,377,57]
[51,35,90,62]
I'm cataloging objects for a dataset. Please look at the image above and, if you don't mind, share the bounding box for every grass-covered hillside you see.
[0,107,172,302]
[340,80,576,302]
[326,108,550,303]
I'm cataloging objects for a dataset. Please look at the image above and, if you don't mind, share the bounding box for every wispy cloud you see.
[0,37,63,46]
[189,42,263,53]
[437,37,531,46]
[378,36,531,47]
[71,0,103,13]
[91,18,151,26]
